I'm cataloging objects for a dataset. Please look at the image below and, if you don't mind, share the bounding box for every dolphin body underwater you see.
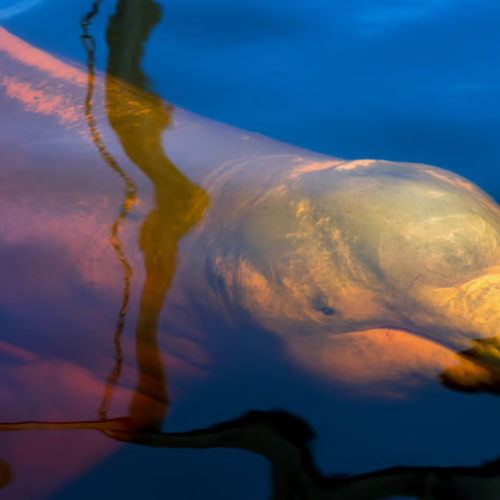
[2,15,500,498]
[1,23,500,400]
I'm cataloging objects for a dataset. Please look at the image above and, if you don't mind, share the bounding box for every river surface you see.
[1,1,500,499]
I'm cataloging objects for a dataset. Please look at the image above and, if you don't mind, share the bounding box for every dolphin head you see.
[196,156,500,393]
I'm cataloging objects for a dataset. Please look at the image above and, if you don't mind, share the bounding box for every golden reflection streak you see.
[0,27,87,85]
[104,0,209,430]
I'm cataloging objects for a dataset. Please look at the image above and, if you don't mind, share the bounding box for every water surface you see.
[1,1,500,499]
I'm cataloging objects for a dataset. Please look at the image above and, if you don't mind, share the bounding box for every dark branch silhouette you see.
[101,409,500,500]
[80,0,138,422]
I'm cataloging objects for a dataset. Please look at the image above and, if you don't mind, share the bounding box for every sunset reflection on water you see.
[2,1,500,499]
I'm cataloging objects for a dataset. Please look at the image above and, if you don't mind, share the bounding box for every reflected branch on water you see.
[3,408,500,499]
[101,409,500,500]
[80,0,139,423]
[0,460,12,491]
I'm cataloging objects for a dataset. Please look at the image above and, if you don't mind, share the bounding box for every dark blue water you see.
[1,1,500,499]
[4,0,500,193]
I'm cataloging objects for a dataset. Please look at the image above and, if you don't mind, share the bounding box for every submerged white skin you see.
[2,25,500,395]
[4,20,500,500]
[178,151,500,388]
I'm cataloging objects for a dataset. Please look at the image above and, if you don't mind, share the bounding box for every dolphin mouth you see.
[285,326,456,397]
[374,325,500,395]
[288,322,500,398]
[375,323,460,353]
[402,271,500,395]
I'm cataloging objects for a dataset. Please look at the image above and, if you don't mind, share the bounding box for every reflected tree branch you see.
[3,408,500,499]
[102,409,500,500]
[80,0,139,423]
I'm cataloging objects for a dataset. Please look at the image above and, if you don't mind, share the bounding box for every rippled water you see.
[1,1,500,499]
[0,0,46,20]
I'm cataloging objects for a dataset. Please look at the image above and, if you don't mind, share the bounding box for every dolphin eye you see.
[311,295,336,316]
[319,307,335,316]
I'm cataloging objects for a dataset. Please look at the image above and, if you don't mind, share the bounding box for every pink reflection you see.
[1,76,84,126]
[0,27,87,86]
[0,344,127,499]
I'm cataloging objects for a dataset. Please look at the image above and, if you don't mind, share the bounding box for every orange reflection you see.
[104,0,209,430]
[0,342,129,499]
[0,27,91,138]
[1,76,84,126]
[0,27,86,86]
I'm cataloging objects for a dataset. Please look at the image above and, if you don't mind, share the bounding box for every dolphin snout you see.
[440,337,500,395]
[416,272,500,395]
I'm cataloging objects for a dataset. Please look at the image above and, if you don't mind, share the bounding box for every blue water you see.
[0,0,45,19]
[2,1,500,499]
[3,0,499,196]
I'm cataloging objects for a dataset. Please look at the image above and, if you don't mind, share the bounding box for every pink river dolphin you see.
[1,10,500,498]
